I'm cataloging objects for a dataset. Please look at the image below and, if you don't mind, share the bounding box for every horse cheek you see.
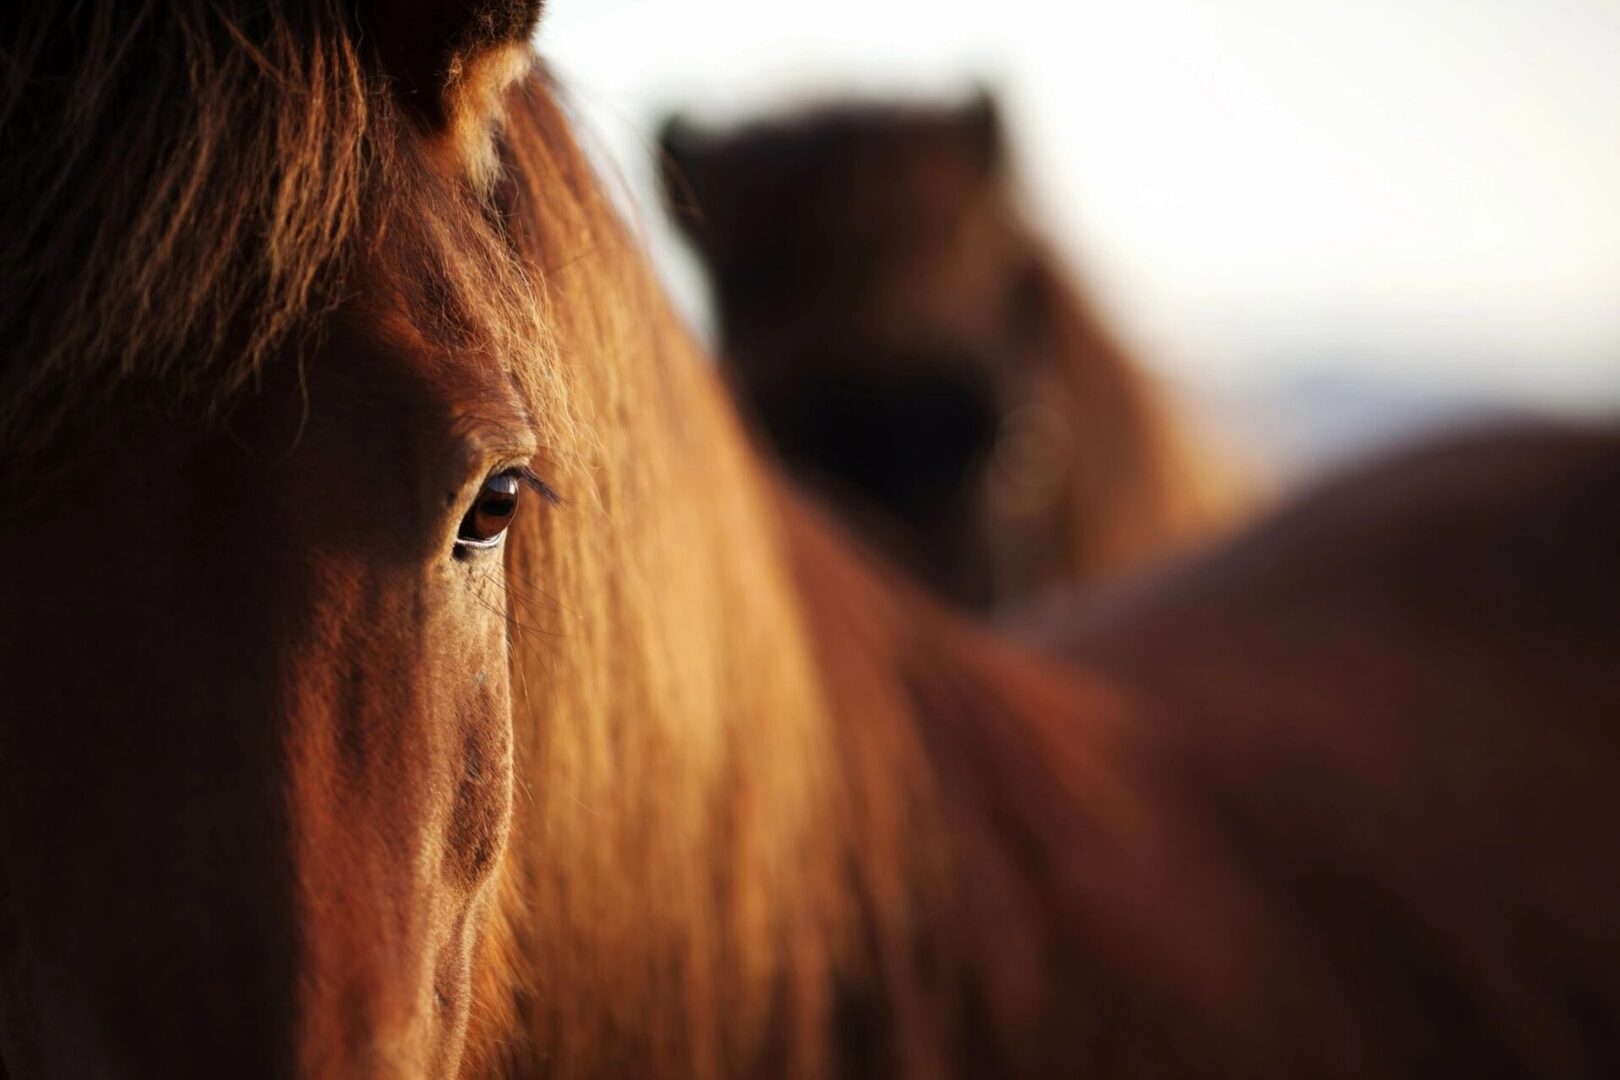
[438,642,515,892]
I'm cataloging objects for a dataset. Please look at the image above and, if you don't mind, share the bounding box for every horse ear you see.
[957,86,1004,175]
[660,116,711,188]
[357,0,543,129]
[658,114,718,235]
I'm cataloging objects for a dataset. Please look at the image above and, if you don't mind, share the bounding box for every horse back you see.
[1047,420,1620,1076]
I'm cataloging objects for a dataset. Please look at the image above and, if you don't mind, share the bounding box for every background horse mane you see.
[660,97,1250,609]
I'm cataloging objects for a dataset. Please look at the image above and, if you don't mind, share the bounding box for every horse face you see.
[0,2,542,1076]
[0,307,534,1078]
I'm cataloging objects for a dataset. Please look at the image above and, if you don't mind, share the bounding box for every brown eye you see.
[456,473,521,548]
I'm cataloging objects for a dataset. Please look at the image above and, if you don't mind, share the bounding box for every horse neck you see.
[489,413,1130,1078]
[467,81,1137,1077]
[1025,251,1249,578]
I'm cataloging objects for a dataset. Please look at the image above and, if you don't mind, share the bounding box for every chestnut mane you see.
[465,83,1104,1076]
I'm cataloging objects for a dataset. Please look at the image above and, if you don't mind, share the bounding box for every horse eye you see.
[456,472,522,549]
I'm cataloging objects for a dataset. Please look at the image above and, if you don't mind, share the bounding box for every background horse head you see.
[660,95,1249,610]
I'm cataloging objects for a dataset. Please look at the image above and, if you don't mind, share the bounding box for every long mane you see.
[471,81,852,1073]
[464,81,1145,1076]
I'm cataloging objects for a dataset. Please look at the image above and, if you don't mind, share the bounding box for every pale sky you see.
[535,0,1620,433]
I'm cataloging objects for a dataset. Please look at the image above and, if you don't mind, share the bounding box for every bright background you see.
[535,0,1620,475]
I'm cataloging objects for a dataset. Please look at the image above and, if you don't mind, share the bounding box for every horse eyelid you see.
[509,466,564,507]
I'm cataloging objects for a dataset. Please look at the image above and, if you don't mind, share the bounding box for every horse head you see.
[660,93,1241,608]
[0,3,548,1073]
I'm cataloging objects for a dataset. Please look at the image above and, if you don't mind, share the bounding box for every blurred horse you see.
[661,95,1246,610]
[1,2,1618,1077]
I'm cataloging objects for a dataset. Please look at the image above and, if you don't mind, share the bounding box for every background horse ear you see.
[658,114,719,242]
[956,85,1005,178]
[357,0,543,128]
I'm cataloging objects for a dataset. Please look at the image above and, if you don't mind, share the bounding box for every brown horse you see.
[1,3,1618,1078]
[660,96,1246,610]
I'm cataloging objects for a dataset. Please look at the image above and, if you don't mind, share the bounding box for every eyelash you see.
[508,466,563,506]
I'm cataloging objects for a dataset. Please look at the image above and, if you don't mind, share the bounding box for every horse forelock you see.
[0,2,572,475]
